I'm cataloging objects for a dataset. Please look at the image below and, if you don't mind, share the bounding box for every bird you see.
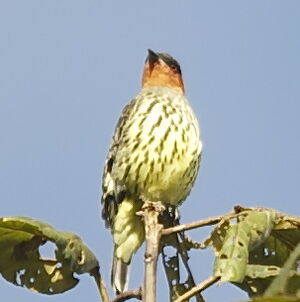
[101,49,202,294]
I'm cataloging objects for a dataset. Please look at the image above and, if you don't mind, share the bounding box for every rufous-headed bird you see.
[101,49,202,293]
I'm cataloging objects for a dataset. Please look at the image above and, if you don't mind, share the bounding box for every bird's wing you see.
[101,98,138,228]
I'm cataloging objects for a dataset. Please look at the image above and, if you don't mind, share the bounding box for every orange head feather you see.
[142,49,185,94]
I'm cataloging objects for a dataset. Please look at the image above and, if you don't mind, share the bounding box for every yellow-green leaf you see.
[0,216,99,295]
[212,209,276,283]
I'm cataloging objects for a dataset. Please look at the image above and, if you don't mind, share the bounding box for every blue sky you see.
[1,1,300,301]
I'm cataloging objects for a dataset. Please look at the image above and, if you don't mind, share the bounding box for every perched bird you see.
[101,49,202,293]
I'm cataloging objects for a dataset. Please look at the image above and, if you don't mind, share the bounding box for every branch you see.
[162,211,236,236]
[89,266,110,302]
[173,276,220,302]
[112,288,142,302]
[139,201,164,302]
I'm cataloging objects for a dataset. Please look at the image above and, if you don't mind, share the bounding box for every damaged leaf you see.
[0,216,99,295]
[206,207,300,297]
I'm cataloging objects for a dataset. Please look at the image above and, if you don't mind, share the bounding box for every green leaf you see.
[0,216,99,295]
[207,207,300,297]
[264,242,300,298]
[212,209,276,283]
[238,213,300,297]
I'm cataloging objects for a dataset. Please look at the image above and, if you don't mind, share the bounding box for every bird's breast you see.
[112,88,202,205]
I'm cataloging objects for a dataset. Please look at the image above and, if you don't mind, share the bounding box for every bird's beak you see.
[147,49,159,74]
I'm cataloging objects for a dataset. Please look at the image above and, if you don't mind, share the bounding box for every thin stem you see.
[173,276,220,302]
[90,266,110,302]
[162,211,236,236]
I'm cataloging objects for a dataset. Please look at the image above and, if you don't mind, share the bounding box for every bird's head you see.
[142,49,185,94]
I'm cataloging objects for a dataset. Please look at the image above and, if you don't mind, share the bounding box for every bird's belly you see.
[143,157,197,205]
[115,128,200,205]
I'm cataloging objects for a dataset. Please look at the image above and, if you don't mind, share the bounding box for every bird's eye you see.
[170,65,178,73]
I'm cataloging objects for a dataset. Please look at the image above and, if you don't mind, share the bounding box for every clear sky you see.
[1,1,300,301]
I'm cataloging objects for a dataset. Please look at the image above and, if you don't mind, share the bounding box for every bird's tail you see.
[110,197,145,293]
[111,249,130,294]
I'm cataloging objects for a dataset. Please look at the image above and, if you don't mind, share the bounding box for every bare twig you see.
[162,211,236,236]
[89,266,110,302]
[140,201,164,302]
[173,276,220,302]
[112,288,142,302]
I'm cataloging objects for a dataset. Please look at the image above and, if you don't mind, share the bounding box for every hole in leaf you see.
[230,237,237,244]
[29,277,35,283]
[16,269,26,285]
[220,254,228,259]
[39,241,57,260]
[163,246,176,256]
